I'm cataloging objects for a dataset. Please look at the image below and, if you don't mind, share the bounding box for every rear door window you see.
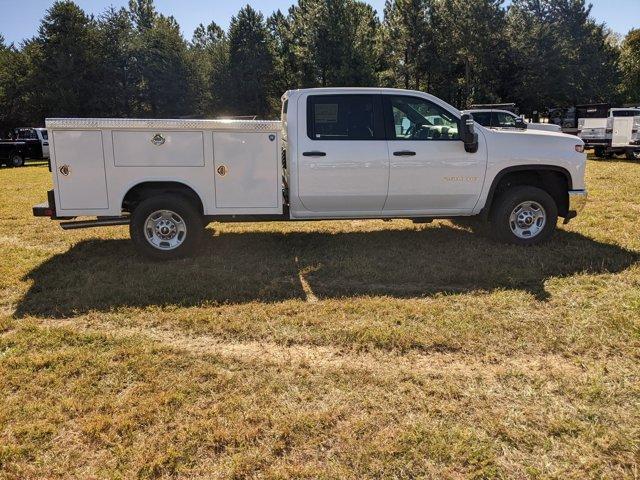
[307,95,384,140]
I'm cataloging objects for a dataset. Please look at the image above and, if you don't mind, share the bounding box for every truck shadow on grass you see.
[14,225,640,318]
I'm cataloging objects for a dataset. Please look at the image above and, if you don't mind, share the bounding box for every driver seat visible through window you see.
[386,96,460,141]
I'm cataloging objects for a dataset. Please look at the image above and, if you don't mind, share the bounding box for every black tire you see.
[593,146,605,158]
[130,194,204,259]
[626,149,640,161]
[10,153,25,167]
[490,186,558,245]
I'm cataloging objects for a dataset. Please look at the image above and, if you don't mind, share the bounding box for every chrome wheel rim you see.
[144,210,187,250]
[509,201,546,239]
[11,155,22,167]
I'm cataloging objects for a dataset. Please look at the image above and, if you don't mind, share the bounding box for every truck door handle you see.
[302,151,326,157]
[393,150,416,156]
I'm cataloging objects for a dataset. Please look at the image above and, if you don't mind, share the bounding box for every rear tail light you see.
[575,145,585,153]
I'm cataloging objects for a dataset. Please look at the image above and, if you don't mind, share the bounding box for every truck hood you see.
[484,126,583,143]
[479,124,586,191]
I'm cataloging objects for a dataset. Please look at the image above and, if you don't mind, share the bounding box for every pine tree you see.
[190,21,227,116]
[95,7,136,116]
[226,6,274,117]
[619,29,640,104]
[380,0,434,90]
[288,0,379,87]
[28,1,100,119]
[129,5,196,117]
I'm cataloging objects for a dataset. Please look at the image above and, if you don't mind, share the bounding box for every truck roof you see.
[465,109,516,115]
[283,87,462,116]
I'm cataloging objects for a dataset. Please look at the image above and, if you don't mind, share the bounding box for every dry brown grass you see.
[0,156,638,479]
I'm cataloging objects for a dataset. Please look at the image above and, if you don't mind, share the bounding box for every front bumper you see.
[564,189,587,223]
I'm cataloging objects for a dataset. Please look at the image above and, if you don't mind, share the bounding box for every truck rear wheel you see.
[594,146,605,158]
[626,149,640,161]
[490,186,558,245]
[10,154,25,167]
[130,194,204,259]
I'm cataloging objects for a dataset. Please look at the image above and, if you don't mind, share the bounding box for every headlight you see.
[575,145,585,153]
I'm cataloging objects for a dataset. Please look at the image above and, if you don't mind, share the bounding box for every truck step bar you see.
[60,217,130,230]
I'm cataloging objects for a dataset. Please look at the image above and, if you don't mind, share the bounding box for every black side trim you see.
[481,165,573,216]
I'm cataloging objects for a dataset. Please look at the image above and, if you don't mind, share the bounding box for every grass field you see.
[0,157,638,479]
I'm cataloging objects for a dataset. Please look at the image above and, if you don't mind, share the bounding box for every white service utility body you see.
[34,88,587,258]
[578,107,640,159]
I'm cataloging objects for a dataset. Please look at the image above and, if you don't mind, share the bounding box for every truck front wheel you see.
[130,194,204,259]
[490,186,558,245]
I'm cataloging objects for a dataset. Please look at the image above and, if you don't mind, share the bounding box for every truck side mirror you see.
[514,117,527,130]
[460,113,479,153]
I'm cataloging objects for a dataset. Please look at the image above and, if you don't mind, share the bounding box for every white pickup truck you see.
[33,88,587,258]
[465,109,562,133]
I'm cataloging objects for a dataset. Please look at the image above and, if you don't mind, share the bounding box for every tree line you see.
[0,0,638,129]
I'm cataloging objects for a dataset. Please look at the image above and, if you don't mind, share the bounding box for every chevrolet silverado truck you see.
[33,88,587,258]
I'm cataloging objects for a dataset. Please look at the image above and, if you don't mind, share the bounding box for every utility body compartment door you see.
[52,130,108,210]
[112,130,205,167]
[612,117,634,147]
[212,132,281,211]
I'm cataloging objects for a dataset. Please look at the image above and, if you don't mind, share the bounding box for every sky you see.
[1,0,638,46]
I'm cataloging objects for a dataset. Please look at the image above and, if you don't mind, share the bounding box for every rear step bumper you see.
[32,190,70,219]
[33,190,129,228]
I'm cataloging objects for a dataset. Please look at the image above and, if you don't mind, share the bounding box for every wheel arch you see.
[482,165,573,218]
[121,181,205,215]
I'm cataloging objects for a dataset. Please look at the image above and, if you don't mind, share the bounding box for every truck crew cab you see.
[33,88,587,259]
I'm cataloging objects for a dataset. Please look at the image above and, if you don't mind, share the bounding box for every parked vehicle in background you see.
[0,140,28,167]
[577,104,611,156]
[549,104,611,136]
[12,127,50,160]
[578,107,640,160]
[607,108,640,160]
[33,87,587,258]
[467,108,561,132]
